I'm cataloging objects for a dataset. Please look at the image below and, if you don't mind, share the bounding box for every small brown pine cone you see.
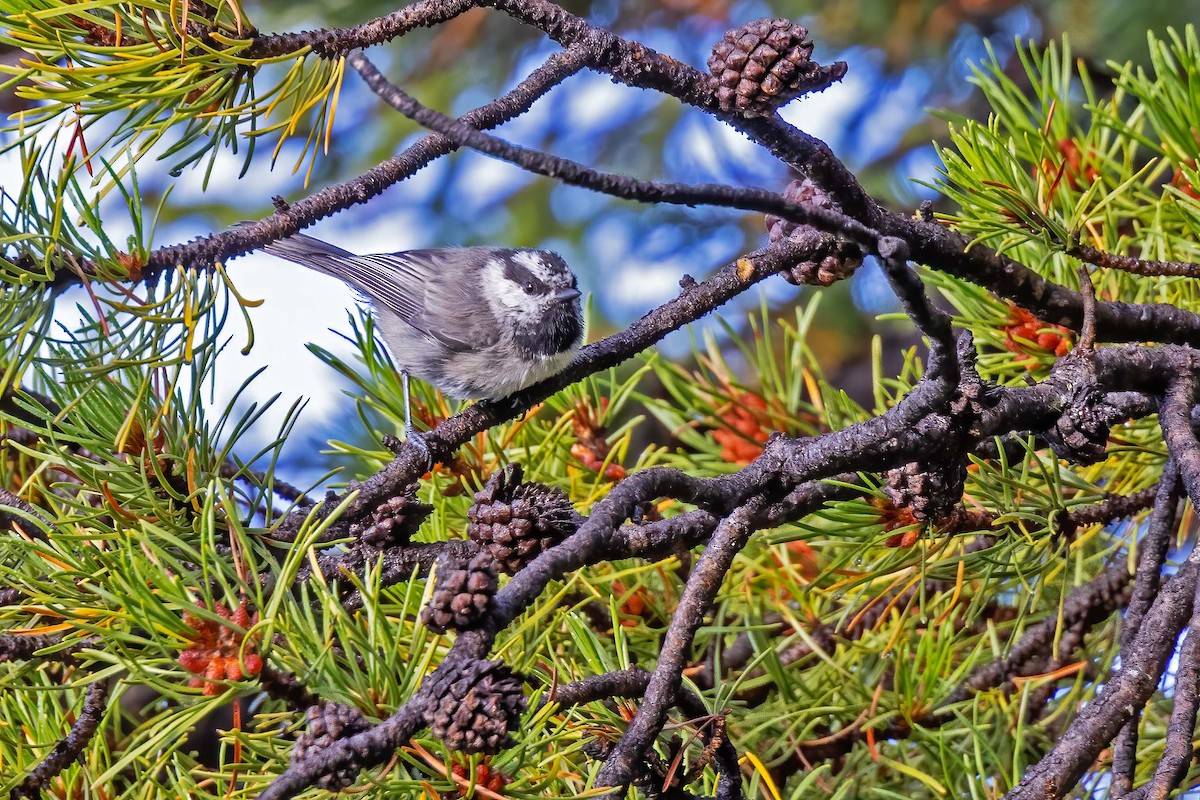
[707,18,845,117]
[422,552,499,633]
[292,702,371,791]
[425,659,526,755]
[1046,386,1122,465]
[885,460,965,523]
[349,484,432,547]
[764,178,863,285]
[466,464,578,574]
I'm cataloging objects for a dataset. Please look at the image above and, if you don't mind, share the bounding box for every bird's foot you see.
[405,426,434,473]
[480,394,528,421]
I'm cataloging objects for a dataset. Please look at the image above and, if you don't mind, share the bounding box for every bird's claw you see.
[481,394,527,421]
[405,426,433,473]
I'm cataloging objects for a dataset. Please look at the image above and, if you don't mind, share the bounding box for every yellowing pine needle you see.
[324,56,345,155]
[739,751,783,800]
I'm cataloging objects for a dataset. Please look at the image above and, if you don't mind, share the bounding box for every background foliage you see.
[3,1,1200,800]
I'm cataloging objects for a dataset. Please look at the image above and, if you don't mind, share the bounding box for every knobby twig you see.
[1124,580,1200,800]
[11,679,110,800]
[245,0,476,59]
[1076,264,1098,352]
[259,665,322,711]
[549,667,740,800]
[875,236,957,384]
[1069,242,1200,279]
[0,634,73,663]
[1110,460,1184,798]
[0,488,54,536]
[596,497,770,788]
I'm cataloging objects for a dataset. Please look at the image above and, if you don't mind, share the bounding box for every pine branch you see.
[766,561,1135,771]
[7,4,1200,798]
[1123,596,1200,800]
[1111,461,1184,798]
[261,335,1198,795]
[477,0,866,213]
[1000,374,1200,800]
[345,51,882,251]
[480,0,1200,346]
[549,667,741,800]
[596,497,769,788]
[1069,242,1200,279]
[1003,556,1198,800]
[245,0,476,58]
[138,45,589,278]
[11,680,110,800]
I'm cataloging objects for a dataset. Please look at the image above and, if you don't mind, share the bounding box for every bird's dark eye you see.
[522,281,537,294]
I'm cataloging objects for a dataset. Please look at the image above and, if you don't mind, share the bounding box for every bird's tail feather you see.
[262,233,356,277]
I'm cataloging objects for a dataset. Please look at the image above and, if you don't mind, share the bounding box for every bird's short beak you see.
[555,287,582,302]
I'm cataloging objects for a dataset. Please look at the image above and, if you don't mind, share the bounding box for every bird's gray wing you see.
[343,250,500,352]
[262,235,499,351]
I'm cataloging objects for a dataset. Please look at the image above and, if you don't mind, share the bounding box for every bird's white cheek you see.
[492,280,530,310]
[490,287,547,328]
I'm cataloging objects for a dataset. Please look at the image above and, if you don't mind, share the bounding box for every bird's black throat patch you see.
[515,301,582,357]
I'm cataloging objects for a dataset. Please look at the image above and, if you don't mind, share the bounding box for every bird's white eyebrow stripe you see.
[513,250,554,282]
[502,255,541,288]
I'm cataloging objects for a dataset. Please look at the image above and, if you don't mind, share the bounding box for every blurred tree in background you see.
[5,2,1200,800]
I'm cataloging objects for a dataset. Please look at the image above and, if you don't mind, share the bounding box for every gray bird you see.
[262,233,584,459]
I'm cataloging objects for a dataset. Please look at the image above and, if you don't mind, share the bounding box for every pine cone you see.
[422,551,499,633]
[425,659,526,755]
[292,702,371,791]
[885,460,965,522]
[466,465,578,574]
[349,484,432,547]
[764,178,863,285]
[707,19,846,117]
[1046,385,1122,465]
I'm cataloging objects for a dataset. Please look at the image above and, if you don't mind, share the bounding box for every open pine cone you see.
[764,177,863,286]
[425,659,526,755]
[422,551,499,633]
[349,483,432,548]
[707,18,846,117]
[466,464,578,574]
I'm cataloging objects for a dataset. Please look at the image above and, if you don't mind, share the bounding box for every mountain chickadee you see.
[262,233,584,457]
